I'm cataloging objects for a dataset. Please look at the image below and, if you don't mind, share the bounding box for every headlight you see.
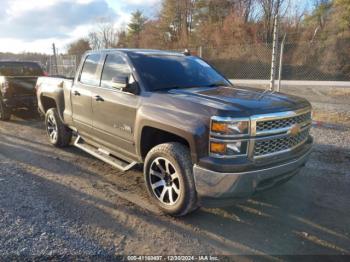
[210,116,250,157]
[210,140,248,157]
[211,117,249,136]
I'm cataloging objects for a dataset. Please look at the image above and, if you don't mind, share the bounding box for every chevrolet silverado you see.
[36,49,313,216]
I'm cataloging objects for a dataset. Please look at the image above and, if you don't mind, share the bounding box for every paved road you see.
[0,111,349,258]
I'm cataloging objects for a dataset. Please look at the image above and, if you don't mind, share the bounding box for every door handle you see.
[94,95,104,102]
[73,90,81,96]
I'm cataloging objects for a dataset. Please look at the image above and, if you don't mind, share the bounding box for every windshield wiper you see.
[154,83,230,91]
[205,82,231,87]
[155,85,201,91]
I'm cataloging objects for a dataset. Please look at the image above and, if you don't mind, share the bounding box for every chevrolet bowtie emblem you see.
[288,124,301,137]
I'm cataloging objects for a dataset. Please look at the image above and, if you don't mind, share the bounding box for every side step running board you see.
[74,136,137,171]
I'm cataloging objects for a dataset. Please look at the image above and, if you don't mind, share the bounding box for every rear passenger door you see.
[91,53,140,159]
[71,53,102,136]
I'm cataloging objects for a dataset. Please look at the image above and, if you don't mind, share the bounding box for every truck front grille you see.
[254,127,310,157]
[256,112,311,133]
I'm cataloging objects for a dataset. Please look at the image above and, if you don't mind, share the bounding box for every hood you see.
[168,86,311,116]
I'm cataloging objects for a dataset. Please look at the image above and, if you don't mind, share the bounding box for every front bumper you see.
[3,96,37,109]
[193,144,312,207]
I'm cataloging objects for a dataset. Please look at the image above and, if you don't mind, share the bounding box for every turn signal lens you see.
[210,141,247,157]
[211,118,249,136]
[211,122,228,133]
[210,142,226,154]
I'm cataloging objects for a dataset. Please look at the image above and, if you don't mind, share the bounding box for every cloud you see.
[0,0,161,53]
[0,0,116,40]
[125,0,160,5]
[107,0,161,18]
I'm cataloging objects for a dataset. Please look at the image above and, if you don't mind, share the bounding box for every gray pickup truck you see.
[0,61,44,120]
[36,49,313,216]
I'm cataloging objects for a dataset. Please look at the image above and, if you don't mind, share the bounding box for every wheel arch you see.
[139,125,196,163]
[39,93,65,123]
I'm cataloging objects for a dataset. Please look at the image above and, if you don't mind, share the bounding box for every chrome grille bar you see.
[249,108,312,159]
[208,107,312,159]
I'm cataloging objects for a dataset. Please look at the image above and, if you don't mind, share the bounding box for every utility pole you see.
[198,46,203,58]
[269,14,279,91]
[269,0,281,91]
[278,33,286,92]
[52,43,58,75]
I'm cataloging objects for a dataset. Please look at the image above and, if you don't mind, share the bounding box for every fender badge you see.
[288,124,301,137]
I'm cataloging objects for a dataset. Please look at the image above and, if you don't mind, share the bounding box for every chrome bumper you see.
[193,147,312,205]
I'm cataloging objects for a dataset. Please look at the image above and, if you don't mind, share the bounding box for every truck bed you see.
[36,76,73,90]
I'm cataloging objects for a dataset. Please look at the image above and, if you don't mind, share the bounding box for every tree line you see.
[67,0,349,50]
[65,0,349,80]
[2,0,348,80]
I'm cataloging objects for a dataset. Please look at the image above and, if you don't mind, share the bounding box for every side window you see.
[101,54,131,89]
[80,54,101,86]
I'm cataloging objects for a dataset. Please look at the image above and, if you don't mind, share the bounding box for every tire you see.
[144,142,198,216]
[45,108,72,147]
[0,98,11,121]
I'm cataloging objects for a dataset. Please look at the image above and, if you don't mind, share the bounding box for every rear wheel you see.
[45,108,72,147]
[0,98,11,121]
[144,143,198,216]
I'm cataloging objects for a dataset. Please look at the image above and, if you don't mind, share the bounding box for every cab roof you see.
[86,48,186,57]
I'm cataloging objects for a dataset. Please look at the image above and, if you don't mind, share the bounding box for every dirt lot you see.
[0,111,349,259]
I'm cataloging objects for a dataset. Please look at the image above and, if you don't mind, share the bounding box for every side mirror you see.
[111,76,128,90]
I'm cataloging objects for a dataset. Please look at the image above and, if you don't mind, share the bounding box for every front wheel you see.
[45,108,72,147]
[0,99,11,121]
[144,143,198,216]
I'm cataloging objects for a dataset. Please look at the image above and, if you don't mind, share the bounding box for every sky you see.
[0,0,161,54]
[0,0,312,54]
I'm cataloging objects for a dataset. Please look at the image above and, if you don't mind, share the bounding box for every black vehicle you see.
[0,61,44,120]
[36,49,313,216]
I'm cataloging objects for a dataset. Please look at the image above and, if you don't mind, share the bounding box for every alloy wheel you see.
[47,114,58,143]
[149,157,181,206]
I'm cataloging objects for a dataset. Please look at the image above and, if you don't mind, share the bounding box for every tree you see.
[334,0,350,31]
[88,18,117,49]
[66,38,91,56]
[127,10,148,47]
[88,32,102,50]
[257,0,286,42]
[237,0,255,23]
[139,20,164,48]
[312,0,333,29]
[115,29,128,48]
[159,0,195,46]
[128,10,147,36]
[194,0,233,25]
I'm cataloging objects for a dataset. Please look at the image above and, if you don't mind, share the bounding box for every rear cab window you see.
[79,54,102,86]
[0,62,43,76]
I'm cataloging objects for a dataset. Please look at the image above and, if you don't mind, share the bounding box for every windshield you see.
[129,53,231,91]
[0,62,43,76]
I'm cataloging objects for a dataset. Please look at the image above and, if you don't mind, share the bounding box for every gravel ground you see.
[0,111,349,259]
